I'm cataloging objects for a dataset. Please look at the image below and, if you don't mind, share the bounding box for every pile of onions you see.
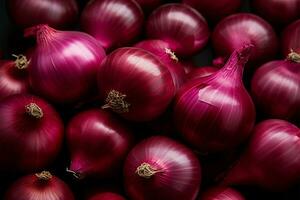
[124,136,201,200]
[251,51,300,121]
[25,24,106,103]
[182,0,241,23]
[0,55,30,100]
[200,187,245,200]
[81,0,144,51]
[174,45,256,153]
[5,171,74,200]
[66,109,133,179]
[212,13,278,65]
[97,47,175,121]
[135,0,162,12]
[146,3,210,56]
[134,39,186,90]
[87,192,125,200]
[281,19,300,57]
[0,94,64,172]
[223,119,300,190]
[187,66,219,81]
[7,0,78,28]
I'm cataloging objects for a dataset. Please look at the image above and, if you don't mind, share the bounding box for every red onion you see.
[98,47,175,121]
[134,39,186,90]
[182,0,241,23]
[146,3,210,56]
[223,119,300,190]
[81,0,144,51]
[87,192,125,200]
[212,13,278,65]
[5,171,74,200]
[124,136,201,200]
[251,52,300,121]
[0,55,30,100]
[282,19,300,57]
[252,0,300,26]
[174,44,256,153]
[66,109,133,179]
[187,66,219,81]
[134,0,162,12]
[25,24,106,103]
[7,0,78,28]
[200,187,245,200]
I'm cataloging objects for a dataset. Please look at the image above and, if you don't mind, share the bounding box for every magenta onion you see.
[182,0,241,23]
[251,52,300,121]
[25,24,106,103]
[252,0,300,26]
[147,3,210,56]
[98,47,175,121]
[134,39,186,90]
[7,0,78,28]
[187,66,219,81]
[135,0,162,12]
[0,55,30,100]
[212,13,278,65]
[124,136,201,200]
[174,45,256,153]
[282,19,300,57]
[66,109,133,179]
[81,0,144,51]
[223,119,300,190]
[87,192,125,200]
[200,187,245,200]
[0,94,63,172]
[5,171,74,200]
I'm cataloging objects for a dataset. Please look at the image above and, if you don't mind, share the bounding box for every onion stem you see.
[165,48,179,62]
[287,50,300,63]
[102,90,130,113]
[35,171,52,181]
[136,162,162,178]
[12,54,30,69]
[25,103,43,119]
[66,168,82,179]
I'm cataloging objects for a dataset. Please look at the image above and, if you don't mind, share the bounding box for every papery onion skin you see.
[81,0,144,51]
[182,0,241,23]
[87,192,125,200]
[187,66,218,81]
[26,24,106,103]
[174,45,256,153]
[98,47,175,122]
[124,136,201,200]
[7,0,78,28]
[223,119,300,191]
[5,171,74,200]
[134,39,186,90]
[212,13,278,65]
[200,187,245,200]
[282,19,300,57]
[67,109,133,179]
[0,94,63,172]
[147,3,210,56]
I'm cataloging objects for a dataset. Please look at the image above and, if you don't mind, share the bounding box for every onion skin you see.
[187,66,219,81]
[87,192,125,200]
[81,0,144,51]
[124,136,201,200]
[0,94,63,172]
[282,19,300,57]
[174,44,256,153]
[200,187,245,200]
[5,171,74,200]
[98,47,175,122]
[223,119,300,191]
[7,0,78,28]
[25,24,106,103]
[212,13,278,65]
[67,109,133,179]
[147,3,210,56]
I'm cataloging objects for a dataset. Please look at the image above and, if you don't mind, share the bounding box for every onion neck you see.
[25,103,43,119]
[165,48,179,62]
[136,162,162,179]
[287,50,300,63]
[12,54,30,69]
[102,90,130,113]
[24,24,56,44]
[35,171,52,181]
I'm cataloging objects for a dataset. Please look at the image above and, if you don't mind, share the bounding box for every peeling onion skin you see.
[200,187,245,200]
[282,19,300,57]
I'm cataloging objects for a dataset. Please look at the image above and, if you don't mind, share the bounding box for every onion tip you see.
[66,168,83,180]
[287,50,300,63]
[135,162,162,179]
[35,171,52,181]
[25,103,43,119]
[102,90,130,113]
[165,48,179,62]
[12,54,30,69]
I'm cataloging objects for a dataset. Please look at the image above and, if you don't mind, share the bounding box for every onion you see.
[25,24,106,103]
[5,171,74,200]
[134,0,162,12]
[223,119,300,191]
[281,19,300,57]
[0,55,30,100]
[98,47,175,121]
[134,39,186,90]
[81,0,144,51]
[174,44,256,153]
[212,13,278,65]
[0,94,64,172]
[146,3,210,56]
[124,136,201,200]
[200,187,245,200]
[7,0,78,28]
[87,192,125,200]
[251,51,300,121]
[187,66,219,81]
[182,0,241,23]
[66,109,133,179]
[252,0,300,26]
